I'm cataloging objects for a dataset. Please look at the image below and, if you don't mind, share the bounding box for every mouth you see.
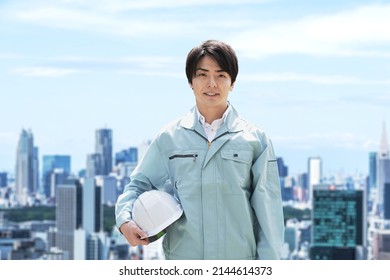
[204,92,219,97]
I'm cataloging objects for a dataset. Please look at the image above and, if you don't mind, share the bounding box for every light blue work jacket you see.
[115,105,284,260]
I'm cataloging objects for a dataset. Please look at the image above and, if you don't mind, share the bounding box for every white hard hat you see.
[132,190,183,242]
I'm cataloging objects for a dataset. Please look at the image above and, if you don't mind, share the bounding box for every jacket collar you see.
[180,104,247,133]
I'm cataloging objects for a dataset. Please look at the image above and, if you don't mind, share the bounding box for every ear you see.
[230,82,235,91]
[189,82,193,90]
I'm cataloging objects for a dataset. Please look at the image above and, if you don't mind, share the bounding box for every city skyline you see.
[1,0,390,176]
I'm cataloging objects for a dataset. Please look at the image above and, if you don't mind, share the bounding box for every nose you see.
[207,76,217,87]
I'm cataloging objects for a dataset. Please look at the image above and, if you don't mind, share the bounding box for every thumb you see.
[135,227,148,240]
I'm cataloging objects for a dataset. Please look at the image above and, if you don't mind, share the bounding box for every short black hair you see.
[185,40,238,85]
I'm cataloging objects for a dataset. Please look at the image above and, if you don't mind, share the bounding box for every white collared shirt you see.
[196,105,231,142]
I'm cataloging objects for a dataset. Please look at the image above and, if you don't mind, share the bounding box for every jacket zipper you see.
[169,154,198,161]
[192,130,230,149]
[208,131,230,148]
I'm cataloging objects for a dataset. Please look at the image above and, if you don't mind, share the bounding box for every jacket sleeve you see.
[115,137,169,230]
[250,135,285,259]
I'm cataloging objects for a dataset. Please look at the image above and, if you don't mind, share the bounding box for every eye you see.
[196,72,206,77]
[218,74,227,78]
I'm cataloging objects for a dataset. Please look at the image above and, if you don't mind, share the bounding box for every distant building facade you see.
[15,129,39,205]
[311,185,366,260]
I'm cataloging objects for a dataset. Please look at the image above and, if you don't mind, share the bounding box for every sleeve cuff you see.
[116,212,132,232]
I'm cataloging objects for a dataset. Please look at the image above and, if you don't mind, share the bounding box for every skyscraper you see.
[49,169,69,202]
[82,177,105,259]
[385,183,390,220]
[372,228,390,260]
[297,173,308,202]
[310,185,366,260]
[115,147,138,166]
[276,157,288,178]
[0,172,7,187]
[368,152,377,211]
[95,128,112,176]
[369,152,377,189]
[56,179,82,259]
[15,129,39,205]
[42,155,71,198]
[86,153,102,177]
[308,157,322,202]
[96,175,117,205]
[377,122,390,219]
[83,177,103,233]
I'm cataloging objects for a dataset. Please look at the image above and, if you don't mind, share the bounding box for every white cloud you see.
[118,69,182,78]
[1,0,270,39]
[232,4,390,58]
[10,67,84,77]
[50,55,181,70]
[55,0,268,11]
[6,55,182,78]
[242,72,390,85]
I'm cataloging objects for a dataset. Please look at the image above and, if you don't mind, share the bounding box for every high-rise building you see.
[15,129,39,205]
[42,155,71,198]
[49,169,69,202]
[284,219,300,256]
[82,177,105,259]
[385,183,390,220]
[0,172,7,187]
[96,175,117,206]
[83,177,103,233]
[372,228,390,260]
[56,179,82,259]
[377,122,390,219]
[115,147,138,166]
[296,173,308,202]
[276,157,288,178]
[95,128,112,176]
[86,153,102,177]
[308,157,322,202]
[369,152,377,189]
[368,152,378,212]
[310,185,366,260]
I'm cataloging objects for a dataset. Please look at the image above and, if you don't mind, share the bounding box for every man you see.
[116,39,284,260]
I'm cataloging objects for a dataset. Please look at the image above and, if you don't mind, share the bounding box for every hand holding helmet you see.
[119,220,150,247]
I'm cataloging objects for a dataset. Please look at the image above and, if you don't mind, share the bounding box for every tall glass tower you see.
[0,172,7,187]
[377,122,390,219]
[308,157,322,203]
[56,179,82,259]
[311,185,366,259]
[42,155,71,198]
[15,129,39,205]
[369,152,377,203]
[95,128,112,176]
[83,177,103,233]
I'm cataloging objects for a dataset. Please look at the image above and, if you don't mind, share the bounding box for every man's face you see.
[191,55,233,113]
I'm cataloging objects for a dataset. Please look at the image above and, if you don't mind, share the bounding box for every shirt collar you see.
[196,104,231,127]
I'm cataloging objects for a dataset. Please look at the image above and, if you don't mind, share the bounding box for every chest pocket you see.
[221,149,253,194]
[168,151,203,195]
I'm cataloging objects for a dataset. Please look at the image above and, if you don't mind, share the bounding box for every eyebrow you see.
[196,67,226,73]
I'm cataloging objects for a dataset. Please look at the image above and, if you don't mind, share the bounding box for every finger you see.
[138,237,149,246]
[137,230,148,240]
[129,234,149,246]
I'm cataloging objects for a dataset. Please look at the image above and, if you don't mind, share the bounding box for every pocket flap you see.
[221,150,252,164]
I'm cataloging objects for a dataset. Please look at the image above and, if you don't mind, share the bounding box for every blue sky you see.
[1,0,389,177]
